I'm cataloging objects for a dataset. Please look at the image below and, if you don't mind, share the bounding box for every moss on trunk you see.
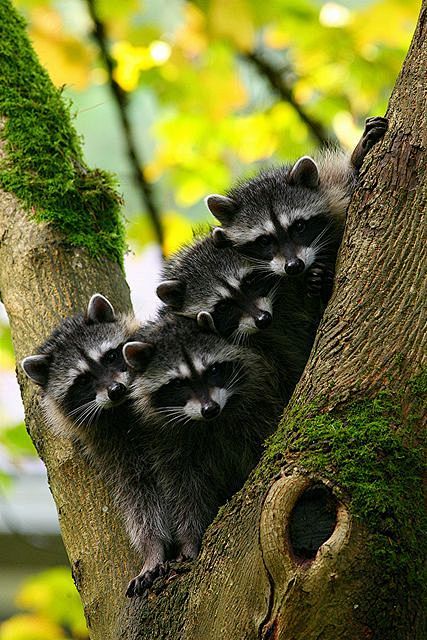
[0,0,125,264]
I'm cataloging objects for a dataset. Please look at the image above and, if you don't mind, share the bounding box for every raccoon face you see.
[157,268,278,341]
[123,320,253,425]
[200,270,277,339]
[206,157,337,276]
[22,294,136,430]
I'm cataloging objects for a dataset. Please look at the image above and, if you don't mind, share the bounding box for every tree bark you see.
[0,1,425,639]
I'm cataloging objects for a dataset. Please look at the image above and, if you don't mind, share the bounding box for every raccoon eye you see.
[104,349,119,364]
[257,235,273,248]
[206,363,224,386]
[76,372,93,386]
[170,378,186,390]
[294,220,306,234]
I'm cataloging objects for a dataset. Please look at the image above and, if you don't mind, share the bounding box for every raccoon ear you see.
[289,156,319,188]
[205,194,236,224]
[156,280,186,309]
[123,342,154,372]
[197,311,216,332]
[212,227,233,249]
[21,355,50,386]
[86,294,116,324]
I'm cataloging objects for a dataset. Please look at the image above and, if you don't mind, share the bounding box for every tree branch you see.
[244,49,333,147]
[85,0,165,254]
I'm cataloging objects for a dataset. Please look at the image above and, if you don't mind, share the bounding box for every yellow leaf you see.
[208,0,255,51]
[0,614,64,640]
[163,213,194,256]
[27,7,93,90]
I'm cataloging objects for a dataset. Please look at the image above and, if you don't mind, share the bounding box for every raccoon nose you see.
[255,311,272,329]
[285,258,305,275]
[201,401,221,420]
[107,382,126,402]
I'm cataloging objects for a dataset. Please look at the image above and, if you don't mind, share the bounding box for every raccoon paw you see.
[320,267,335,304]
[125,562,169,598]
[361,116,388,151]
[306,263,326,297]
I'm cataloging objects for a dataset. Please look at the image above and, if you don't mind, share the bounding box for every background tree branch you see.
[244,48,333,146]
[85,0,165,255]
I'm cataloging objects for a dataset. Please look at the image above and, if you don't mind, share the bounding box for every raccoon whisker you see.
[161,413,188,429]
[71,402,98,424]
[310,223,336,252]
[87,404,104,428]
[227,364,245,389]
[67,400,98,418]
[73,401,101,428]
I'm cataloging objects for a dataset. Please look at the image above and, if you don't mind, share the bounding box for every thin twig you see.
[85,0,164,253]
[244,49,334,147]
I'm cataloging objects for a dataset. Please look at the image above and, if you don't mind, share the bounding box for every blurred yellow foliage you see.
[14,568,87,638]
[354,0,418,50]
[28,6,94,89]
[174,3,208,57]
[0,614,64,640]
[208,0,255,51]
[112,40,171,91]
[163,212,194,256]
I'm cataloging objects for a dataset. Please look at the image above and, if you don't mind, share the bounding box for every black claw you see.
[126,562,169,599]
[364,116,388,131]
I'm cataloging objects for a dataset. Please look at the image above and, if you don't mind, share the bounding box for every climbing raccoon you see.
[206,117,388,292]
[21,295,170,598]
[123,313,283,596]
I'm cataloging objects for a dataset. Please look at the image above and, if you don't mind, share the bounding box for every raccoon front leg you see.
[351,116,388,171]
[116,481,172,598]
[125,536,169,598]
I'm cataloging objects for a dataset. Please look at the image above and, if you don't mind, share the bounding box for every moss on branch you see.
[0,1,125,265]
[261,371,426,635]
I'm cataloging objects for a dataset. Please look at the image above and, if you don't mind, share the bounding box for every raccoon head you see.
[124,316,266,425]
[194,269,277,340]
[21,294,138,434]
[156,237,278,342]
[206,157,340,276]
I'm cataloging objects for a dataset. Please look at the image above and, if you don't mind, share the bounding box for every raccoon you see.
[156,234,320,404]
[157,234,280,339]
[123,313,283,597]
[206,117,388,292]
[21,294,171,595]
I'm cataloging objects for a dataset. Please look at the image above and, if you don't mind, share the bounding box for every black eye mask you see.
[238,234,278,261]
[211,300,242,337]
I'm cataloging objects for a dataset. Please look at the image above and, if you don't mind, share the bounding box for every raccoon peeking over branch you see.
[205,117,388,290]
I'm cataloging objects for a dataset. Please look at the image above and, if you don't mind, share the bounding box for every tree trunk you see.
[1,1,425,639]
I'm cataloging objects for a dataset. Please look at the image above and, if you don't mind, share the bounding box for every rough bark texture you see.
[0,189,141,636]
[1,1,425,639]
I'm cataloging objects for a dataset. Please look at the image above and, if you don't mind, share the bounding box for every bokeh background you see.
[0,0,419,636]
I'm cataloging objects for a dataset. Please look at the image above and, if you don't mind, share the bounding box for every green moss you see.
[0,1,125,265]
[264,384,426,635]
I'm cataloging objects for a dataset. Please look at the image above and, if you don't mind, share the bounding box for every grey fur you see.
[206,118,388,276]
[157,234,321,403]
[123,313,283,595]
[21,297,170,596]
